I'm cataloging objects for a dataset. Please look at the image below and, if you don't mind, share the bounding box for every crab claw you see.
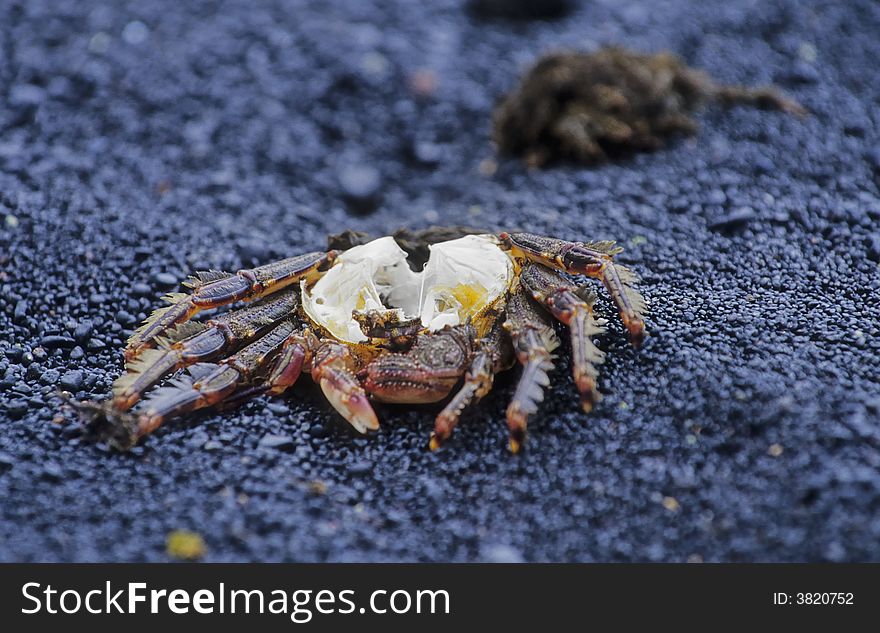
[318,377,379,434]
[311,342,379,434]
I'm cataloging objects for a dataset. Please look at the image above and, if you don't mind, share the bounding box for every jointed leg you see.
[499,232,646,346]
[520,265,606,412]
[430,321,514,449]
[126,250,335,360]
[80,320,303,450]
[113,289,300,410]
[503,290,560,453]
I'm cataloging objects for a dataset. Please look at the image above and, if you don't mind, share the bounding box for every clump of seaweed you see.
[493,47,806,167]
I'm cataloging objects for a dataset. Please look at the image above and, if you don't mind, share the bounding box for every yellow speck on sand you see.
[768,443,784,457]
[166,530,206,560]
[662,496,680,512]
[308,480,328,495]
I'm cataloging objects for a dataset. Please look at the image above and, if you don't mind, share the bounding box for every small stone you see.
[132,282,152,296]
[122,20,149,45]
[258,434,295,451]
[413,141,444,166]
[152,272,178,287]
[9,84,46,107]
[73,321,94,342]
[338,164,382,214]
[59,370,84,391]
[70,346,85,360]
[786,61,819,85]
[13,299,28,324]
[0,452,14,471]
[865,148,880,172]
[39,369,60,385]
[40,335,76,349]
[203,440,223,452]
[41,462,63,482]
[480,543,525,563]
[115,310,136,326]
[87,338,106,351]
[348,460,372,476]
[6,400,28,418]
[31,347,47,362]
[709,207,756,233]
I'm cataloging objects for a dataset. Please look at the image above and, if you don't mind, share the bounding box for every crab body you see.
[78,228,647,452]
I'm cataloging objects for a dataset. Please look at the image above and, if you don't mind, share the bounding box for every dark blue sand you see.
[0,0,878,562]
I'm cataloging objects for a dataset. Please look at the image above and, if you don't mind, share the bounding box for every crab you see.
[76,227,647,453]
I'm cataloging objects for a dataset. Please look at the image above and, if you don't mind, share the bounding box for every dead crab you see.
[76,228,647,453]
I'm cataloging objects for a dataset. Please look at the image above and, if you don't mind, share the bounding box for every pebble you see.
[59,370,84,392]
[152,272,179,287]
[258,434,295,451]
[338,164,382,213]
[74,321,94,342]
[709,206,756,233]
[480,543,525,563]
[40,462,63,482]
[132,282,152,296]
[6,400,28,419]
[40,335,76,349]
[13,300,28,324]
[348,460,372,476]
[39,369,60,385]
[115,310,136,326]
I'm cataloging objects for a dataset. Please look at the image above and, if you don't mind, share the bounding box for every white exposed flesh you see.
[302,234,513,343]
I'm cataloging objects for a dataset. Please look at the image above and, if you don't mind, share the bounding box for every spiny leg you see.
[503,290,560,454]
[430,321,514,450]
[311,341,378,434]
[126,250,336,360]
[218,328,319,409]
[520,265,606,413]
[82,320,301,450]
[113,289,300,410]
[499,232,646,346]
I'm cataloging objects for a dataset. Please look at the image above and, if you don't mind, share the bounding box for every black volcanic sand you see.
[0,0,879,562]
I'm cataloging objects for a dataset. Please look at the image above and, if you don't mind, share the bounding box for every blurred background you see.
[0,0,878,562]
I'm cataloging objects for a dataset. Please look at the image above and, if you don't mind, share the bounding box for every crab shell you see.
[300,234,518,365]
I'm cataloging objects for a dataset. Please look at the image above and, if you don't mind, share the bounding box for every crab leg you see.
[219,329,319,407]
[430,322,513,449]
[499,232,646,346]
[311,341,379,434]
[112,289,301,410]
[126,250,336,360]
[503,290,560,453]
[712,85,807,117]
[81,320,300,450]
[519,265,606,412]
